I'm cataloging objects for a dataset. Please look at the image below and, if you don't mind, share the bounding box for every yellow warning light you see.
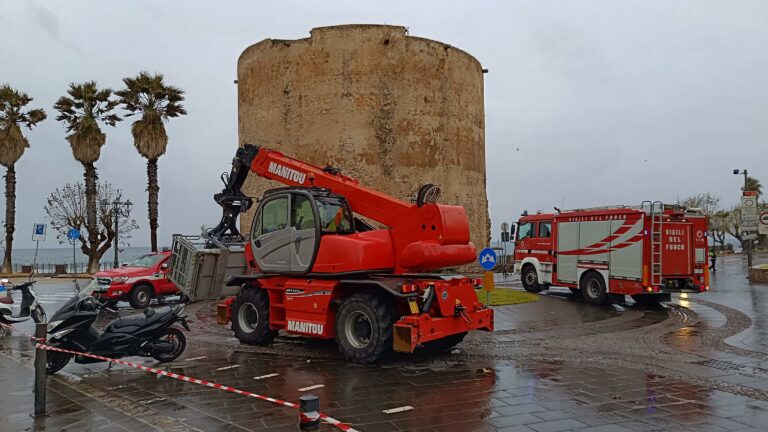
[408,301,419,315]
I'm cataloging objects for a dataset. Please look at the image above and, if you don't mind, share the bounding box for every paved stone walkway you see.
[3,255,768,431]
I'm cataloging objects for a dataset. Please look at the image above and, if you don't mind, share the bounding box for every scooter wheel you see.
[46,352,71,374]
[151,327,186,362]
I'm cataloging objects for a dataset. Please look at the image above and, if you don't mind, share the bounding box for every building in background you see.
[237,25,490,257]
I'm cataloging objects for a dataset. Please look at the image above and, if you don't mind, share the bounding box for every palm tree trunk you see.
[2,165,16,273]
[147,158,159,252]
[84,162,100,273]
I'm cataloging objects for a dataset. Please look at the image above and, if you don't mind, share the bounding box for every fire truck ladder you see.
[642,201,664,287]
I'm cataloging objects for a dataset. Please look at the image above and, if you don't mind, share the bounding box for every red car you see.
[93,252,180,308]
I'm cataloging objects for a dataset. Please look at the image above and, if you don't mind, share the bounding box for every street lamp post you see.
[101,198,133,268]
[733,169,753,268]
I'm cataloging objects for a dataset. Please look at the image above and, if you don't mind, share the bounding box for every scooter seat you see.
[109,306,172,330]
[0,297,13,305]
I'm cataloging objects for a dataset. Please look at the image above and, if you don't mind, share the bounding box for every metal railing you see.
[7,261,120,275]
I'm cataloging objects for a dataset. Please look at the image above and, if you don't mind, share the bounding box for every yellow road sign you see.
[483,271,495,292]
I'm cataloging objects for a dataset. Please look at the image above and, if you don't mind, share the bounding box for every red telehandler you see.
[169,144,493,363]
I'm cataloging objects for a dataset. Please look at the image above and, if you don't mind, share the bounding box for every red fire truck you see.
[513,202,710,305]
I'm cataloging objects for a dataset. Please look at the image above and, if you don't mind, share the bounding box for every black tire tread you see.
[46,351,71,374]
[581,272,608,305]
[521,265,543,293]
[335,293,395,364]
[129,284,153,309]
[231,288,277,346]
[151,327,187,362]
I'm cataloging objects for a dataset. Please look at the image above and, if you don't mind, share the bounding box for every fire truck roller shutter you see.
[574,221,611,291]
[557,222,579,283]
[609,218,643,280]
[578,221,611,264]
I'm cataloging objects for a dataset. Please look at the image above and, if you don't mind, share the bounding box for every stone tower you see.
[237,24,490,257]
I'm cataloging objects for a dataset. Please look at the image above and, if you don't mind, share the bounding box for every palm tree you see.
[742,176,763,198]
[116,72,186,252]
[0,85,47,273]
[54,81,121,273]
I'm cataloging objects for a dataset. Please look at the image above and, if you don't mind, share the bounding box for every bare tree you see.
[709,210,730,250]
[679,193,720,216]
[724,205,744,248]
[44,182,138,269]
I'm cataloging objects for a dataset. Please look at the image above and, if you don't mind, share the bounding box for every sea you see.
[6,246,153,273]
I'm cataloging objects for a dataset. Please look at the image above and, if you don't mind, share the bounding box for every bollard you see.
[33,322,47,417]
[299,395,320,431]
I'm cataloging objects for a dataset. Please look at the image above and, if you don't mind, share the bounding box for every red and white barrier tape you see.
[0,322,45,342]
[2,323,358,431]
[35,343,359,432]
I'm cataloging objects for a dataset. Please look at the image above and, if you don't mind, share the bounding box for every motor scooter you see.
[45,280,189,374]
[0,280,46,326]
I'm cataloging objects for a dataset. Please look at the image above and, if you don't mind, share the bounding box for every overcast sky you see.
[1,0,767,249]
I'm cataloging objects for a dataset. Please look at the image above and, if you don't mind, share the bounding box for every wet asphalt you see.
[2,254,768,431]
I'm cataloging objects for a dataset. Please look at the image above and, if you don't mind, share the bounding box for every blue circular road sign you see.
[67,228,81,240]
[478,247,497,271]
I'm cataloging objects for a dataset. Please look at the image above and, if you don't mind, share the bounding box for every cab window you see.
[538,222,552,238]
[261,198,288,234]
[517,222,536,240]
[291,195,315,230]
[316,197,353,234]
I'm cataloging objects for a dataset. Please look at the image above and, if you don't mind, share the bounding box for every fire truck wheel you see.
[129,284,153,309]
[521,265,542,293]
[423,332,467,352]
[335,293,395,364]
[581,273,608,305]
[231,288,277,346]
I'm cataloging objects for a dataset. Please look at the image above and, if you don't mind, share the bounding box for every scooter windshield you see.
[77,278,99,299]
[49,279,99,323]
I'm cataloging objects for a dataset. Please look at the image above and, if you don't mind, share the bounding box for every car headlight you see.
[47,320,64,332]
[112,277,129,284]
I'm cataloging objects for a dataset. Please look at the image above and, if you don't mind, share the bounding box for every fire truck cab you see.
[513,202,710,305]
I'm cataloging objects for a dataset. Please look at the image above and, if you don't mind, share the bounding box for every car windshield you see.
[316,197,353,234]
[127,254,166,268]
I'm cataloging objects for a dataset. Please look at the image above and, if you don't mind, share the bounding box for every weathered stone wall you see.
[237,25,490,259]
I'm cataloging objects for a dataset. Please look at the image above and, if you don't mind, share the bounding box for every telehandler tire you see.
[335,293,395,364]
[232,288,276,346]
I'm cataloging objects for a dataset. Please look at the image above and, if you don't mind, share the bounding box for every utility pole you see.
[734,169,754,269]
[102,198,133,268]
